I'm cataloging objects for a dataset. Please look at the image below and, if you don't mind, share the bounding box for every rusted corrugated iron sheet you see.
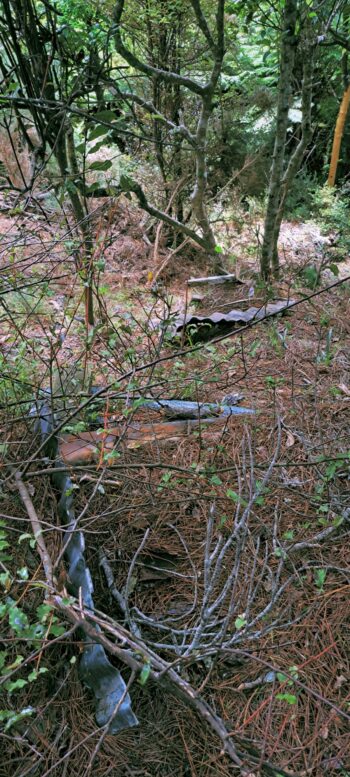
[173,299,295,335]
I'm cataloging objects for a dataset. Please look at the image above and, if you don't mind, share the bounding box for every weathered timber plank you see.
[59,416,245,465]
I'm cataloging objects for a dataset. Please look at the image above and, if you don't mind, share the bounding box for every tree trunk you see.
[260,0,298,280]
[327,83,350,186]
[65,128,94,326]
[190,96,217,254]
[56,128,94,326]
[270,34,314,274]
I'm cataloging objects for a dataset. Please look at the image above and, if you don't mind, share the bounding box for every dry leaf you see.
[334,674,347,689]
[338,383,350,396]
[285,430,295,448]
[319,724,329,740]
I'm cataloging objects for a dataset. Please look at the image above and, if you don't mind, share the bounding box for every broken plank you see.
[59,415,249,465]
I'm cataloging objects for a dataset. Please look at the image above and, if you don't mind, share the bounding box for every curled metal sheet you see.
[173,299,296,338]
[32,397,139,733]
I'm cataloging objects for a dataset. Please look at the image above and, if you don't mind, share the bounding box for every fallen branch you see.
[51,593,297,776]
[14,470,54,589]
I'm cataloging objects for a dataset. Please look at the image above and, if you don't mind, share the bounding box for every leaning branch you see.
[113,0,206,96]
[119,175,210,249]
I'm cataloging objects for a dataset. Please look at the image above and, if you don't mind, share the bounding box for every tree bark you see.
[260,0,298,279]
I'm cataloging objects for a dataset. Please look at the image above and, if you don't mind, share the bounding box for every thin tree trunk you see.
[327,83,350,186]
[260,0,298,279]
[271,35,314,273]
[191,96,217,253]
[65,128,94,326]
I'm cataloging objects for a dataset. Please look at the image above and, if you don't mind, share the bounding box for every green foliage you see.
[312,184,350,253]
[0,523,66,732]
[139,661,151,686]
[314,568,327,591]
[283,170,318,221]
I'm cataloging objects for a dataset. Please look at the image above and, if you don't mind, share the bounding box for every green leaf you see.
[36,604,53,623]
[328,263,339,276]
[2,655,24,674]
[61,596,76,605]
[274,547,286,559]
[92,110,117,123]
[214,245,223,254]
[17,567,29,581]
[226,488,239,502]
[139,661,151,686]
[235,615,247,630]
[89,159,112,172]
[210,474,222,486]
[314,568,326,590]
[276,692,297,704]
[288,665,299,680]
[1,706,35,730]
[87,139,109,155]
[9,606,29,634]
[0,572,12,591]
[277,672,287,683]
[28,667,48,682]
[18,533,33,544]
[49,623,66,637]
[87,125,110,142]
[4,678,28,693]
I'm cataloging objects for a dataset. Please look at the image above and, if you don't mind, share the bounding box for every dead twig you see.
[14,470,54,589]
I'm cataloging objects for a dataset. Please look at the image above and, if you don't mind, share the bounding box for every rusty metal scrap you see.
[172,299,296,336]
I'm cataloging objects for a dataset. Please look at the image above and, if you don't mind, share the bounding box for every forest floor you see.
[0,196,350,777]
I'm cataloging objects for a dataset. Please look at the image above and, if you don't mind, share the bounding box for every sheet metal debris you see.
[32,396,138,733]
[172,299,296,339]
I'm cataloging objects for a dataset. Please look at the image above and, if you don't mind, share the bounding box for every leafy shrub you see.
[283,169,319,220]
[311,183,350,251]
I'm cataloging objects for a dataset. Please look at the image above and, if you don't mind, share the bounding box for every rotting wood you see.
[59,415,248,465]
